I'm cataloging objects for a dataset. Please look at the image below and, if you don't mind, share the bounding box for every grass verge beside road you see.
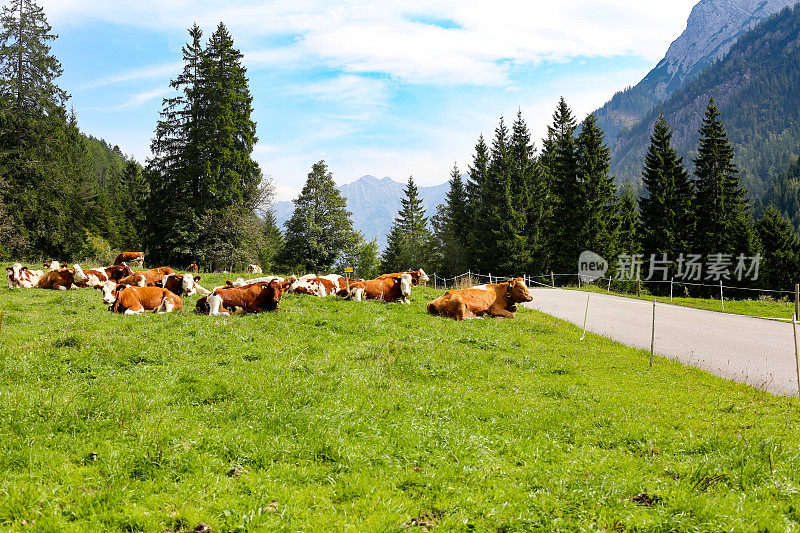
[1,269,800,530]
[568,283,795,320]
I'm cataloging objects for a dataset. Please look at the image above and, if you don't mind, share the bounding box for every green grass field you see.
[3,268,800,531]
[570,283,795,320]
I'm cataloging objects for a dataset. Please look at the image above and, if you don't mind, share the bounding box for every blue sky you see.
[41,0,698,199]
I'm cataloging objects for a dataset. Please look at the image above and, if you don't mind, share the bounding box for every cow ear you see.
[194,276,201,282]
[21,266,27,272]
[5,266,11,271]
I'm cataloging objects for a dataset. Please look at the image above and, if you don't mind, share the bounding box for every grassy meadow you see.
[2,267,800,531]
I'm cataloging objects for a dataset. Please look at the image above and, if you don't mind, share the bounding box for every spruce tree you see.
[381,176,435,272]
[431,163,470,276]
[465,135,489,268]
[281,160,354,272]
[468,117,529,274]
[693,99,756,256]
[576,113,617,264]
[543,97,580,274]
[639,115,693,277]
[510,110,548,273]
[146,23,262,267]
[615,184,640,257]
[756,206,799,290]
[0,0,91,258]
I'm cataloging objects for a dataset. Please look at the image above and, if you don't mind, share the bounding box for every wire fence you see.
[428,270,795,302]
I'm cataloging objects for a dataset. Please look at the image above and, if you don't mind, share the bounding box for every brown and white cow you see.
[247,264,263,274]
[378,269,429,286]
[6,263,44,289]
[117,267,176,288]
[74,264,134,288]
[109,285,183,315]
[36,265,83,290]
[348,273,413,303]
[188,263,199,273]
[44,260,64,271]
[196,279,282,316]
[229,276,288,289]
[114,252,145,266]
[159,273,211,296]
[427,278,533,321]
[289,277,329,297]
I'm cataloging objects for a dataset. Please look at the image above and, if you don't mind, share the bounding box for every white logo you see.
[579,251,608,283]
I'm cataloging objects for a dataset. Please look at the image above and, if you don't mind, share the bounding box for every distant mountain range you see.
[593,0,797,147]
[273,176,449,248]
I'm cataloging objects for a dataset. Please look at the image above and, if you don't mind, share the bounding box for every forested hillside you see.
[611,4,800,203]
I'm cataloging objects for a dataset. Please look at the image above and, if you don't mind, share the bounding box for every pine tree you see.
[465,135,489,268]
[543,97,580,275]
[757,205,799,290]
[0,0,66,117]
[431,163,470,276]
[639,114,693,276]
[198,22,260,210]
[145,24,205,265]
[145,23,262,267]
[282,160,354,272]
[381,176,435,272]
[0,0,91,258]
[615,184,640,257]
[576,113,617,264]
[693,99,756,256]
[510,110,548,273]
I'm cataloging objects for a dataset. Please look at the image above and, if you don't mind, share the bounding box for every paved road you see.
[525,288,798,396]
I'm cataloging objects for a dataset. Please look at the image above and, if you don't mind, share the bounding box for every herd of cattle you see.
[4,252,535,321]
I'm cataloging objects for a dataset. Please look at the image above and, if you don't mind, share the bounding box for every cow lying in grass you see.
[159,273,210,296]
[117,267,176,287]
[108,285,183,314]
[195,279,283,316]
[73,264,134,288]
[36,265,85,290]
[347,273,412,303]
[6,263,44,289]
[427,278,533,321]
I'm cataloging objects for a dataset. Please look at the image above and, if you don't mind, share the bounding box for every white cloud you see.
[45,1,697,86]
[86,87,170,112]
[78,62,181,90]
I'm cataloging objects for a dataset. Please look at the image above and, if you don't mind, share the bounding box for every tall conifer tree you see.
[431,163,470,276]
[576,113,617,263]
[282,160,354,272]
[381,176,435,272]
[0,0,91,257]
[639,114,693,277]
[693,99,756,256]
[543,98,580,274]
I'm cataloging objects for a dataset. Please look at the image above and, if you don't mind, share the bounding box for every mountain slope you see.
[594,0,797,145]
[273,176,448,248]
[610,3,800,202]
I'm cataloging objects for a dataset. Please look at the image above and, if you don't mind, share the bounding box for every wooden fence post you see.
[650,299,656,368]
[795,284,800,400]
[580,294,590,341]
[551,272,555,288]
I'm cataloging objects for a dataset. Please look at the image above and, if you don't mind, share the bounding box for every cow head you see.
[45,260,60,270]
[100,281,123,305]
[507,277,533,305]
[110,264,134,280]
[72,264,87,283]
[399,273,413,298]
[261,279,282,310]
[6,263,26,287]
[417,269,430,283]
[180,273,198,296]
